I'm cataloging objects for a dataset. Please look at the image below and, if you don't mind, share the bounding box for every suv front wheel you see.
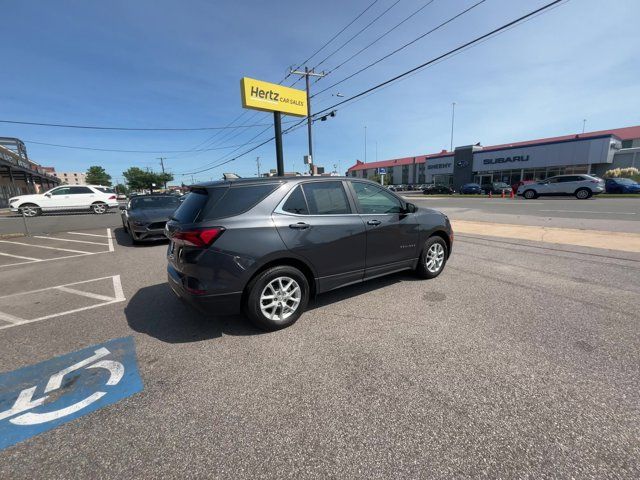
[244,265,310,331]
[416,236,448,279]
[523,189,537,199]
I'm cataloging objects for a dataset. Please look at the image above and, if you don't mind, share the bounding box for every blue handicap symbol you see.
[0,336,143,451]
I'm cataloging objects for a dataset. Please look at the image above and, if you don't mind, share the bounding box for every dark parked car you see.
[481,182,512,194]
[460,183,482,194]
[422,184,455,195]
[121,194,182,243]
[605,178,640,194]
[165,177,453,331]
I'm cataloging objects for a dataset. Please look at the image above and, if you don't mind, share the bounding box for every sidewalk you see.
[452,220,640,254]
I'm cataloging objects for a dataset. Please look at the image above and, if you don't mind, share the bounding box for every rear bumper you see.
[167,264,242,315]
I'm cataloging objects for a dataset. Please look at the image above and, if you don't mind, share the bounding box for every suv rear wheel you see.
[575,188,591,200]
[91,202,108,214]
[244,265,309,331]
[416,236,448,279]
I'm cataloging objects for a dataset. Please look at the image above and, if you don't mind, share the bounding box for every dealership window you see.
[418,164,425,184]
[622,140,633,148]
[402,165,409,184]
[563,165,589,174]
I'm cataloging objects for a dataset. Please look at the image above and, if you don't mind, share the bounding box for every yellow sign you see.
[240,77,308,117]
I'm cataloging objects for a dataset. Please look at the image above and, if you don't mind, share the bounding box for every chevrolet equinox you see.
[165,177,453,330]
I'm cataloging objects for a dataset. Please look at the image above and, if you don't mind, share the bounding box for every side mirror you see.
[45,193,52,198]
[119,205,127,210]
[404,203,417,214]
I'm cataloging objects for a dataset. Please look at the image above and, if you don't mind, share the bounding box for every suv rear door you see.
[67,186,96,208]
[272,181,366,292]
[348,180,419,279]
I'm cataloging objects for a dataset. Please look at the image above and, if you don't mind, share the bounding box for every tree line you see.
[84,165,174,193]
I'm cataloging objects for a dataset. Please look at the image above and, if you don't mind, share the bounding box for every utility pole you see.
[158,157,167,189]
[364,126,367,163]
[582,119,586,134]
[289,67,326,174]
[256,156,261,177]
[450,102,456,152]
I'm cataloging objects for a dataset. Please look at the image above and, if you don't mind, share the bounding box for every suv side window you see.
[69,186,93,194]
[352,181,402,214]
[302,181,351,215]
[282,186,309,215]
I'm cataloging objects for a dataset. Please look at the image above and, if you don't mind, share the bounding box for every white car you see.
[9,185,119,216]
[517,174,605,200]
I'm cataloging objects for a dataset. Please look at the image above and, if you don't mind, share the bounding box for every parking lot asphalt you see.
[407,196,640,233]
[0,225,638,478]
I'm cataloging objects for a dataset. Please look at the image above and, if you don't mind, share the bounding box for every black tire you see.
[523,189,537,199]
[575,188,592,200]
[416,236,448,279]
[122,219,128,232]
[18,203,41,217]
[243,265,310,331]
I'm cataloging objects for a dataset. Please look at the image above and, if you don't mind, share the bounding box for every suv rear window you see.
[95,187,115,194]
[172,188,224,223]
[201,184,278,219]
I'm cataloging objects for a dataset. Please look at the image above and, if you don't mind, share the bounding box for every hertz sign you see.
[240,77,308,117]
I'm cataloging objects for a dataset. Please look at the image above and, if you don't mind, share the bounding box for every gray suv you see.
[165,177,453,330]
[517,174,605,199]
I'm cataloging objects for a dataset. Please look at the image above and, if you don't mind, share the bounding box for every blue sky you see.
[1,0,638,184]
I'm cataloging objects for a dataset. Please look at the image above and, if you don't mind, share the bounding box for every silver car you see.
[517,174,605,200]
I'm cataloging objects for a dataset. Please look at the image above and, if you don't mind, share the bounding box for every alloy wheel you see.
[425,243,445,273]
[259,276,301,321]
[20,205,39,217]
[92,203,107,214]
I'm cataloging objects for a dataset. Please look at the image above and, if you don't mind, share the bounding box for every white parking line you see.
[539,209,637,215]
[68,232,110,238]
[0,240,91,254]
[0,311,24,324]
[32,235,109,246]
[0,252,101,268]
[0,252,42,261]
[56,286,116,302]
[0,275,126,330]
[107,228,114,252]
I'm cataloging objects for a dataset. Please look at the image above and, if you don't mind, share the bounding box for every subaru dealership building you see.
[347,125,640,190]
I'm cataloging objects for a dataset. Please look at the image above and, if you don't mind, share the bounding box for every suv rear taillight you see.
[108,195,117,199]
[172,227,225,247]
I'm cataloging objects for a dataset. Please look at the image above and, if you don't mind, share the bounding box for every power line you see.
[312,0,567,118]
[0,118,292,131]
[318,0,436,81]
[311,0,402,71]
[22,138,270,153]
[284,0,382,84]
[313,0,487,98]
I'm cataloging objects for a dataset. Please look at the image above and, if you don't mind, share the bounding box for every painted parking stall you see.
[0,337,143,450]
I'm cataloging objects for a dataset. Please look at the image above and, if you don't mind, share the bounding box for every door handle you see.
[367,219,381,226]
[289,222,310,229]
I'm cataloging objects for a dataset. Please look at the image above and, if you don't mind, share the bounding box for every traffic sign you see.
[0,337,143,450]
[378,167,387,175]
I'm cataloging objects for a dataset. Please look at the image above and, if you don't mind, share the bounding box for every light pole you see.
[582,119,586,134]
[364,126,367,163]
[450,102,456,151]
